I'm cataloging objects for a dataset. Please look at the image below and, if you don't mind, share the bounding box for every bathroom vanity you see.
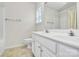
[32,2,79,57]
[32,31,79,57]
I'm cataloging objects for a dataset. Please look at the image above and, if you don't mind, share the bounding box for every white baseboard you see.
[5,44,25,50]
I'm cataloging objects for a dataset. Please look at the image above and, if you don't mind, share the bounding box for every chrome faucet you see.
[45,29,49,33]
[69,30,74,36]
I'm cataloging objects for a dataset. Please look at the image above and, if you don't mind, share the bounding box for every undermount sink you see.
[35,31,79,41]
[53,34,79,41]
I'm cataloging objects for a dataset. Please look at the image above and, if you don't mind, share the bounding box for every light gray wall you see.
[59,9,68,29]
[0,3,5,52]
[59,3,76,29]
[0,7,4,39]
[77,3,79,29]
[44,7,59,29]
[4,2,36,48]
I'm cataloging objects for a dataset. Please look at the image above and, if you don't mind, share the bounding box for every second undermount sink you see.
[53,34,79,41]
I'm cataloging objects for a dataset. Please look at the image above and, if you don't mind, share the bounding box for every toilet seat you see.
[24,38,32,48]
[24,38,32,41]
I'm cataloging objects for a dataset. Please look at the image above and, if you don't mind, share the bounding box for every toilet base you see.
[27,45,32,48]
[24,38,32,49]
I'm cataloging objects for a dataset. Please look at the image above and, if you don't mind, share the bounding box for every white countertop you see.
[33,31,79,49]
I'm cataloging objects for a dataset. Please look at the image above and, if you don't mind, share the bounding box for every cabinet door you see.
[41,46,56,57]
[57,43,79,57]
[37,35,57,54]
[32,38,35,55]
[34,40,41,57]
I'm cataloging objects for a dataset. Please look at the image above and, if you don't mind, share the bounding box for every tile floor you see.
[1,45,33,57]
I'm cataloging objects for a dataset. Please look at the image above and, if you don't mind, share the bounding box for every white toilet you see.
[24,38,32,48]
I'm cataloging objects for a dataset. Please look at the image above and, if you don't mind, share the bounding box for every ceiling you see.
[46,2,68,10]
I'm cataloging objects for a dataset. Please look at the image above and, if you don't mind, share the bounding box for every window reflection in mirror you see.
[44,2,77,29]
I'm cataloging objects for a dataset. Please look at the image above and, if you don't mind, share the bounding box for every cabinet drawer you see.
[33,34,57,54]
[41,46,56,57]
[38,36,56,54]
[57,43,79,57]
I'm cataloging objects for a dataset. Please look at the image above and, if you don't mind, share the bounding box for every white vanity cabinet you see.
[41,46,56,57]
[57,43,79,57]
[38,36,57,54]
[32,34,57,57]
[34,40,41,57]
[32,35,36,56]
[32,33,79,57]
[32,38,35,54]
[32,35,41,57]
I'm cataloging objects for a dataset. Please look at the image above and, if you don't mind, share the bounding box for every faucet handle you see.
[69,30,74,36]
[45,29,49,33]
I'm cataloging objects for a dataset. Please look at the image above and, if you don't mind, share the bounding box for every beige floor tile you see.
[1,46,33,57]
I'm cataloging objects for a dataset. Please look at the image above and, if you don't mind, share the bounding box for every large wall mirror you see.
[43,2,77,29]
